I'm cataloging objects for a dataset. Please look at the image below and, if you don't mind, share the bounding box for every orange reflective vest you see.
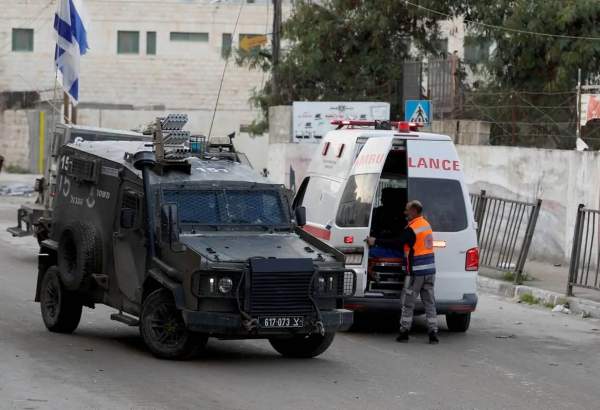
[403,216,436,276]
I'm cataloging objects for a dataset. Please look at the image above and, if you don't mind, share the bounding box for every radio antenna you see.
[207,0,245,142]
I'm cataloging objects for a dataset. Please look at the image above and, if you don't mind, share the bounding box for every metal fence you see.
[567,205,600,295]
[470,190,542,283]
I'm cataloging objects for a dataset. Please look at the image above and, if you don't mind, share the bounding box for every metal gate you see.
[567,204,600,295]
[470,190,542,283]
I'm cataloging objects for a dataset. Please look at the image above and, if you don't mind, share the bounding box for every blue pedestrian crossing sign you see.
[405,100,431,124]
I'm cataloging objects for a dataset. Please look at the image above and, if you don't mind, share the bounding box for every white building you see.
[0,1,289,141]
[0,0,479,170]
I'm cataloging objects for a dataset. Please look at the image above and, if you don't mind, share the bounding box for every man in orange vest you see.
[367,200,439,344]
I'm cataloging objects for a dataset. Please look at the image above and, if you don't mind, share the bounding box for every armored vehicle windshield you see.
[161,187,291,232]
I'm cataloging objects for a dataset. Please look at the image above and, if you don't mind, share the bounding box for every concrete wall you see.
[431,119,490,145]
[458,145,600,263]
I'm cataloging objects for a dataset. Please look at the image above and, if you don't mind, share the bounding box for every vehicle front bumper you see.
[181,309,354,336]
[344,293,478,314]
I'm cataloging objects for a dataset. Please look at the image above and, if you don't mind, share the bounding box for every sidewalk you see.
[478,259,600,318]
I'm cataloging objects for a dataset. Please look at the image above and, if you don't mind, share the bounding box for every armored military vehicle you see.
[31,115,355,359]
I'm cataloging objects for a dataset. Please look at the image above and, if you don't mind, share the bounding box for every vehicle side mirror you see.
[120,208,137,229]
[161,204,180,244]
[295,206,307,227]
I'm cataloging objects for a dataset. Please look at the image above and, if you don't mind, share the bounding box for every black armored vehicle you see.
[35,115,355,359]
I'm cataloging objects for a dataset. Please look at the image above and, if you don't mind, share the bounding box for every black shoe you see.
[396,330,409,343]
[428,331,439,344]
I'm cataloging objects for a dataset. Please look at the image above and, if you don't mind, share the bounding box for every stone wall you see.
[0,110,31,169]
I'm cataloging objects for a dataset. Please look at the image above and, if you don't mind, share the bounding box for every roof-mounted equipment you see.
[330,119,424,132]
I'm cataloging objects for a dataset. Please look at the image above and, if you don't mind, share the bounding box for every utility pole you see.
[576,68,582,139]
[272,0,282,100]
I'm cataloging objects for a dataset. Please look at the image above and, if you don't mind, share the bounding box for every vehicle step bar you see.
[110,312,139,326]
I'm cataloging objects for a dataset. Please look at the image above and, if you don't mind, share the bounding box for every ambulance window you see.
[336,174,379,227]
[293,177,310,209]
[408,177,467,232]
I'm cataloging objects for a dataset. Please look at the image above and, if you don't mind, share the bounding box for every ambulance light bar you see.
[330,120,424,132]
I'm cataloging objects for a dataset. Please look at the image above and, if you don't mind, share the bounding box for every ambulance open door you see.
[332,136,395,282]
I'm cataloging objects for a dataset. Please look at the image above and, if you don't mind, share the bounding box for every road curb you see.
[477,276,600,318]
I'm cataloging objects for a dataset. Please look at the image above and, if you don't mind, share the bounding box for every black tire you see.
[140,289,206,360]
[57,222,102,291]
[40,266,83,333]
[446,312,471,332]
[269,332,335,358]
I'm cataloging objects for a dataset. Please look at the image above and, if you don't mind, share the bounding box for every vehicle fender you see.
[147,268,185,309]
[36,247,58,302]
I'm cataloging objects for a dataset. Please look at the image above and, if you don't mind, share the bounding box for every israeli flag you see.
[54,0,89,104]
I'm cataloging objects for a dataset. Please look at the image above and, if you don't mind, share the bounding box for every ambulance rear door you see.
[332,135,394,292]
[406,139,478,301]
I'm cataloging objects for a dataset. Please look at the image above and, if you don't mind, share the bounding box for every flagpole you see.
[63,92,70,124]
[71,102,77,125]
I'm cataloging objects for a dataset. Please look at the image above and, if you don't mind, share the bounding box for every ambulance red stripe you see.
[302,224,331,240]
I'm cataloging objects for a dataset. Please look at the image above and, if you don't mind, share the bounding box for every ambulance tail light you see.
[465,247,479,271]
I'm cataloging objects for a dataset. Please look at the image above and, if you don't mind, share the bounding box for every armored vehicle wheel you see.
[58,222,102,291]
[140,289,207,360]
[269,332,335,358]
[40,266,83,333]
[446,312,471,332]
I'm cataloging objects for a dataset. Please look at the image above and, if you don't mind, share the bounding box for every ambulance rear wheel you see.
[446,312,471,332]
[269,332,335,358]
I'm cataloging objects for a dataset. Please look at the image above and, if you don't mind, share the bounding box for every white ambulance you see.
[293,120,478,331]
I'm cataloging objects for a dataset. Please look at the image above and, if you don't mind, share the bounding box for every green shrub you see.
[519,293,539,305]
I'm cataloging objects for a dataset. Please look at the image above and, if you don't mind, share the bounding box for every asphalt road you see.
[1,199,599,410]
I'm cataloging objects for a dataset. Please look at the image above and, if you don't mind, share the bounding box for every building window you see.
[118,31,140,54]
[146,31,156,55]
[431,38,448,57]
[170,32,209,42]
[12,28,34,52]
[222,33,232,58]
[464,36,491,64]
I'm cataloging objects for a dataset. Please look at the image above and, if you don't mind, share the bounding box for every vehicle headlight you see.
[218,277,233,294]
[327,275,334,292]
[315,274,339,295]
[317,277,326,292]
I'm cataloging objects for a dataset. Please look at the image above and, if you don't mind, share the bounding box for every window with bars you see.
[222,33,232,58]
[464,36,491,64]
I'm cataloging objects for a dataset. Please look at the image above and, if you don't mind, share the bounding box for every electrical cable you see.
[404,1,600,41]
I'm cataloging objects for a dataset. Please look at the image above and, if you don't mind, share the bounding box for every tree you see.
[237,0,460,134]
[465,0,600,91]
[462,0,600,148]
